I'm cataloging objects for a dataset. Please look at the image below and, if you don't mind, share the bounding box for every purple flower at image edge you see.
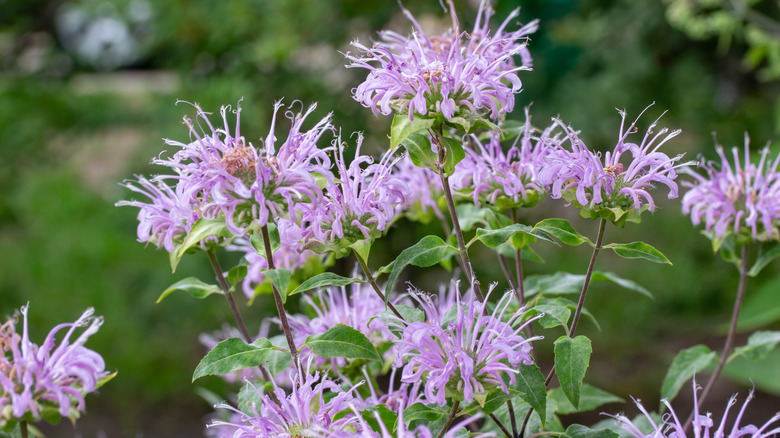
[0,305,110,428]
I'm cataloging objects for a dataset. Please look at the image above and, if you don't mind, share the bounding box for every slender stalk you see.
[431,131,484,302]
[507,399,519,438]
[510,209,525,308]
[20,421,28,438]
[490,412,513,438]
[355,252,406,321]
[498,253,518,293]
[206,250,274,384]
[260,225,301,374]
[436,401,461,438]
[683,243,750,431]
[522,218,608,435]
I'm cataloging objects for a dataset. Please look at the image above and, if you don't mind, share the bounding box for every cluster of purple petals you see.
[302,133,408,244]
[209,360,362,437]
[344,0,538,120]
[394,284,539,407]
[682,136,780,240]
[537,106,689,214]
[608,380,780,438]
[287,281,395,367]
[118,100,333,251]
[452,109,554,208]
[0,305,108,427]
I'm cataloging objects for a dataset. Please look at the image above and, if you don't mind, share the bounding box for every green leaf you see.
[749,241,780,277]
[157,277,222,303]
[467,224,554,249]
[515,363,547,426]
[266,335,292,376]
[250,223,281,255]
[522,271,652,299]
[460,387,520,416]
[384,235,458,298]
[375,305,425,337]
[390,114,435,149]
[554,335,592,409]
[289,272,367,296]
[590,271,653,299]
[361,404,398,434]
[237,381,265,414]
[604,242,672,265]
[305,323,382,362]
[531,299,572,329]
[402,402,448,423]
[533,218,593,246]
[349,239,373,263]
[441,136,466,176]
[733,331,780,361]
[170,218,231,272]
[660,345,716,402]
[549,384,623,414]
[263,269,291,303]
[562,424,619,438]
[193,337,275,381]
[227,264,248,288]
[401,133,437,171]
[738,276,780,330]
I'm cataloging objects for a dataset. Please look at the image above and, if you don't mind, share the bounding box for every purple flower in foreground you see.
[682,135,780,241]
[452,109,555,210]
[607,380,780,438]
[537,105,690,223]
[394,283,540,406]
[118,100,333,250]
[346,401,495,438]
[303,133,408,247]
[344,0,538,120]
[209,360,361,437]
[0,305,109,428]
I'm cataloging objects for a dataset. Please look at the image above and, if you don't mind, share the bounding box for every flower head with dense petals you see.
[209,360,361,437]
[394,283,540,407]
[0,305,109,429]
[607,380,780,438]
[682,135,780,242]
[452,109,556,210]
[537,105,691,225]
[344,0,538,121]
[302,133,408,250]
[118,100,333,251]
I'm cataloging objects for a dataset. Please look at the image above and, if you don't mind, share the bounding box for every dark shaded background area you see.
[2,0,780,436]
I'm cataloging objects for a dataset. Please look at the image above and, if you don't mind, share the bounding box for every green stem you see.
[683,243,750,431]
[436,401,461,438]
[20,421,28,438]
[260,225,300,374]
[510,209,526,308]
[355,252,405,321]
[206,249,274,384]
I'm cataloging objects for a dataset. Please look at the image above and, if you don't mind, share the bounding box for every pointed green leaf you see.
[590,272,653,298]
[157,277,222,303]
[515,363,547,426]
[227,264,248,288]
[737,276,780,331]
[749,241,780,277]
[605,242,672,265]
[289,272,367,296]
[533,218,593,247]
[266,335,292,376]
[734,331,780,361]
[441,136,465,176]
[171,218,232,272]
[562,424,618,438]
[522,271,652,299]
[361,404,398,435]
[349,239,373,263]
[305,323,381,362]
[460,387,521,416]
[531,299,572,329]
[660,345,716,402]
[402,402,448,423]
[375,305,425,337]
[262,269,291,303]
[401,133,437,171]
[549,384,623,414]
[554,335,592,409]
[193,337,275,381]
[391,114,436,149]
[384,235,458,298]
[467,224,554,249]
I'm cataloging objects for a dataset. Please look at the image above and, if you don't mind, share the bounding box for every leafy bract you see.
[554,335,592,409]
[384,235,458,299]
[660,345,716,402]
[193,337,275,381]
[305,323,381,362]
[157,277,222,303]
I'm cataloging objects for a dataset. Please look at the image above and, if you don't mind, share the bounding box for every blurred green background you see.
[2,0,780,436]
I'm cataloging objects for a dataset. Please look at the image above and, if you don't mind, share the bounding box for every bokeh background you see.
[2,0,780,436]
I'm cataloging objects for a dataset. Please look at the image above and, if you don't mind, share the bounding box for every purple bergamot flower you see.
[394,283,540,407]
[607,380,780,438]
[0,305,110,429]
[344,0,538,121]
[537,105,691,225]
[682,135,780,243]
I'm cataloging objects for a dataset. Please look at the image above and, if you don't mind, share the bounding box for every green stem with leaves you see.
[436,401,461,438]
[355,252,405,321]
[683,243,750,431]
[260,224,301,374]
